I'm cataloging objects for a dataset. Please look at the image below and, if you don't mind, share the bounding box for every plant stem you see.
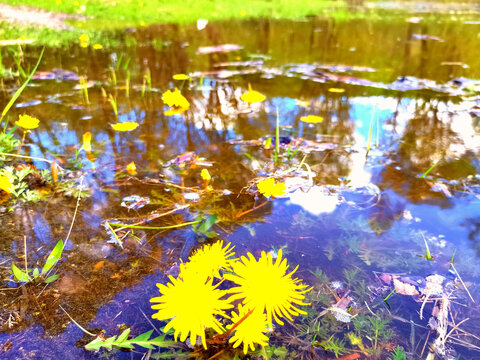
[108,219,201,230]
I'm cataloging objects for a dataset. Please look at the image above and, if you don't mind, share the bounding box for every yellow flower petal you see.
[126,161,137,175]
[162,88,190,109]
[111,122,139,131]
[0,175,13,194]
[200,168,211,181]
[300,115,323,124]
[15,114,39,129]
[82,131,92,152]
[257,178,286,198]
[241,84,266,104]
[93,43,103,50]
[173,74,189,80]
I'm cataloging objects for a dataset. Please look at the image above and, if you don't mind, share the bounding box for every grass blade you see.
[41,239,64,275]
[2,48,44,131]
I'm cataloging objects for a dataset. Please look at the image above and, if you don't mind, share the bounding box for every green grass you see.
[0,0,344,46]
[3,0,342,26]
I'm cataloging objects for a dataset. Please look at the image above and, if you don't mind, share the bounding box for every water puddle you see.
[0,5,479,360]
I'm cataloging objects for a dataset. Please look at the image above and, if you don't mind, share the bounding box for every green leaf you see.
[116,328,131,344]
[45,274,60,283]
[41,240,64,275]
[11,263,30,282]
[1,48,45,131]
[32,267,40,278]
[193,214,217,236]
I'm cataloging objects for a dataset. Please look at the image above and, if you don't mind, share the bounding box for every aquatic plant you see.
[388,345,406,360]
[11,238,63,284]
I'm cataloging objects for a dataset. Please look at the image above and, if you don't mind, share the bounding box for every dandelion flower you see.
[300,115,323,124]
[227,305,269,354]
[111,122,139,131]
[150,274,232,349]
[241,84,265,104]
[0,175,13,194]
[224,249,311,327]
[257,178,286,198]
[93,43,103,50]
[181,240,236,280]
[162,88,190,109]
[16,114,39,130]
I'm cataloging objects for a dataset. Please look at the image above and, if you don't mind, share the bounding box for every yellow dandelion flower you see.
[162,88,190,109]
[0,175,13,194]
[241,84,266,104]
[257,178,286,198]
[300,115,323,123]
[227,305,269,354]
[173,73,189,80]
[150,274,232,349]
[200,168,211,181]
[126,161,136,175]
[111,122,139,131]
[16,114,39,130]
[224,249,311,327]
[82,131,92,151]
[181,240,236,280]
[93,43,103,50]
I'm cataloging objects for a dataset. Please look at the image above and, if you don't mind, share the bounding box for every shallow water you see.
[1,3,480,359]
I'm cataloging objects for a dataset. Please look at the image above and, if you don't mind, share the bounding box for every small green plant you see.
[79,76,90,105]
[85,328,177,351]
[0,165,42,202]
[388,345,406,360]
[417,232,435,261]
[11,238,63,284]
[317,336,348,358]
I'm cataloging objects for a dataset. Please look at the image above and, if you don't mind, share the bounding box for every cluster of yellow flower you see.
[150,240,311,354]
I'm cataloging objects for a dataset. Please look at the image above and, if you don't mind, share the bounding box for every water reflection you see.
[1,11,480,360]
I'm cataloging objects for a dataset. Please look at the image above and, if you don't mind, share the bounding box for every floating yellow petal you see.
[328,88,345,93]
[126,161,137,175]
[300,115,323,124]
[162,88,190,109]
[227,305,269,354]
[0,175,13,194]
[16,114,39,129]
[257,178,286,198]
[173,74,189,80]
[241,84,266,104]
[111,122,139,131]
[93,43,103,50]
[200,168,211,181]
[150,274,232,349]
[224,249,312,327]
[180,240,236,280]
[82,131,92,151]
